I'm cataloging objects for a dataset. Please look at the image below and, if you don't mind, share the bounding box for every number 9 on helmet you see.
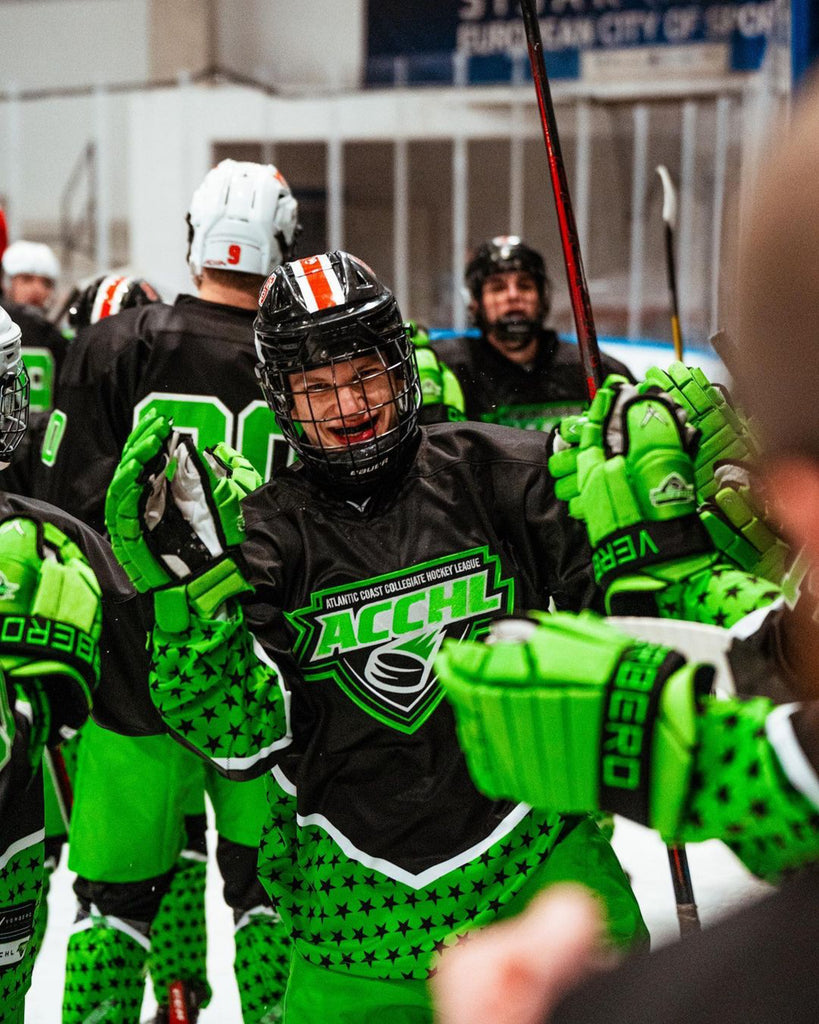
[187,159,301,279]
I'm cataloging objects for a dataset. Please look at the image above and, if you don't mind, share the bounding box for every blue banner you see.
[366,0,777,86]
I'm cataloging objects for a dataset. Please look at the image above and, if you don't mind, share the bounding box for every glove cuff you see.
[598,643,686,825]
[153,557,254,633]
[650,662,715,837]
[593,514,713,591]
[0,613,100,693]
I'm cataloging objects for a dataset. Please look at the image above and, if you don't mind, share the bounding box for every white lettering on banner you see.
[457,17,596,54]
[454,1,773,56]
[663,5,701,42]
[705,2,775,38]
[597,10,661,45]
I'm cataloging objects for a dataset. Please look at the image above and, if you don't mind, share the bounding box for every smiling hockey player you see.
[104,249,649,1023]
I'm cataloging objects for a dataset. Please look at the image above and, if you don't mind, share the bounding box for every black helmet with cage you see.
[0,307,30,467]
[254,252,421,495]
[465,235,552,341]
[66,274,161,329]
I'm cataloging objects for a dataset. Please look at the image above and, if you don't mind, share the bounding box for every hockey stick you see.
[518,0,602,399]
[667,844,701,935]
[651,165,704,936]
[44,745,73,826]
[167,980,193,1024]
[518,0,701,940]
[656,166,684,360]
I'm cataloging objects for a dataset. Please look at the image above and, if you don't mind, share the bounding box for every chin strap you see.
[487,315,544,346]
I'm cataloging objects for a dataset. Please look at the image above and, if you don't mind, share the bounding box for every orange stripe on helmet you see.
[296,255,342,312]
[98,276,126,320]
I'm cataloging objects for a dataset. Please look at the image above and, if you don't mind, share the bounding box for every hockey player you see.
[0,306,155,1024]
[64,273,161,337]
[431,236,633,431]
[431,71,819,1024]
[45,270,224,1023]
[105,249,650,1024]
[0,239,66,414]
[1,241,60,313]
[0,239,70,500]
[40,160,300,1024]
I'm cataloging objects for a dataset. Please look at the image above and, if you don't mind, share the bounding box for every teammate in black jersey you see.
[432,235,633,431]
[0,240,70,499]
[42,159,300,1024]
[0,306,155,1024]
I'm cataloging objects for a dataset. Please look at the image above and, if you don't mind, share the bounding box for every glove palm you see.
[105,411,262,631]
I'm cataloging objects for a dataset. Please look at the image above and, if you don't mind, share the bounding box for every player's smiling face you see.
[290,352,399,450]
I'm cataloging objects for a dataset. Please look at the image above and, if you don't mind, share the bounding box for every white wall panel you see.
[214,0,364,92]
[0,0,149,92]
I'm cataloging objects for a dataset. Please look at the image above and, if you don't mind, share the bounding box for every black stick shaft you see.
[667,842,701,936]
[519,0,602,399]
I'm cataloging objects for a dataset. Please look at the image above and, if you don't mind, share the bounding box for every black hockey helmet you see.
[465,235,552,324]
[254,252,421,494]
[66,274,161,329]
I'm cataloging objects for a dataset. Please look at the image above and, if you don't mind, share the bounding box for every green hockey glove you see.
[642,363,759,503]
[0,516,102,742]
[437,610,713,838]
[547,414,587,505]
[407,321,466,424]
[559,375,716,610]
[698,461,791,586]
[105,410,262,632]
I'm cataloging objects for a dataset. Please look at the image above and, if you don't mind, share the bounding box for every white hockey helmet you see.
[187,159,300,279]
[0,307,30,466]
[2,240,61,282]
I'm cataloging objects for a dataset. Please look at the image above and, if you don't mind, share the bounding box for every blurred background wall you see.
[0,0,809,351]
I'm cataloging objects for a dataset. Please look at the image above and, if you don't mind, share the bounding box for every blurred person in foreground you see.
[431,74,819,1024]
[0,307,153,1024]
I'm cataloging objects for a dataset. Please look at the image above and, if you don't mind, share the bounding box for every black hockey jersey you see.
[149,421,647,974]
[40,294,288,533]
[237,420,600,869]
[0,300,69,499]
[0,299,68,413]
[432,329,634,431]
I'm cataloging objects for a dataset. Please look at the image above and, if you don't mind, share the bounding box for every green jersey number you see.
[22,347,56,413]
[132,393,293,480]
[41,393,292,479]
